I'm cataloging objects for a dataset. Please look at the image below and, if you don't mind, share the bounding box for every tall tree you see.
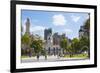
[21,33,31,45]
[84,18,90,31]
[71,38,80,54]
[21,33,31,56]
[79,36,90,58]
[30,38,43,59]
[60,38,68,55]
[67,45,73,57]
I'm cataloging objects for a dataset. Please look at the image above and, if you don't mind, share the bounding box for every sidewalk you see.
[21,55,88,63]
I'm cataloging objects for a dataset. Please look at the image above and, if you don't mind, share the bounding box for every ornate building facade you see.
[44,29,64,56]
[79,25,89,38]
[44,28,53,55]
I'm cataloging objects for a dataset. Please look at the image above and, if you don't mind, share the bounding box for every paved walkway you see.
[21,55,88,63]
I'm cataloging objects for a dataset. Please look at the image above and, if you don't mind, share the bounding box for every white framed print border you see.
[10,0,97,73]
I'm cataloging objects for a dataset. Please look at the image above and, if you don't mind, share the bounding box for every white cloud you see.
[30,25,46,39]
[58,29,73,37]
[22,19,45,35]
[22,23,46,38]
[53,14,66,26]
[71,15,80,22]
[30,25,45,33]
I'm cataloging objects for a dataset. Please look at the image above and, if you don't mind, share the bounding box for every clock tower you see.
[25,18,30,35]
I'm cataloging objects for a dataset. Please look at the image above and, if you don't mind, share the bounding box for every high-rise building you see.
[25,18,30,35]
[44,28,52,40]
[44,28,53,55]
[44,28,66,56]
[53,32,61,45]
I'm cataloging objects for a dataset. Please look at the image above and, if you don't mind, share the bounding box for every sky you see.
[21,10,89,39]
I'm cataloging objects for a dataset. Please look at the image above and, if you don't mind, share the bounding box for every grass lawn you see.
[21,56,29,58]
[64,53,88,59]
[21,55,36,58]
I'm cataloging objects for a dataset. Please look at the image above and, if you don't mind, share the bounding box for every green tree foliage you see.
[84,18,90,31]
[79,36,90,58]
[30,39,43,55]
[67,45,73,57]
[71,38,80,54]
[79,36,89,52]
[60,38,68,54]
[21,33,31,56]
[21,33,31,45]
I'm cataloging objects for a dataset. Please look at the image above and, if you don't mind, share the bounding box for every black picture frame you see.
[10,0,97,73]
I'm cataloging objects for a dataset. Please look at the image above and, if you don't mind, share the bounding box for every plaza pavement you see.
[21,55,88,63]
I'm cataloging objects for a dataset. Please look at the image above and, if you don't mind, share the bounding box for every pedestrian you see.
[45,55,47,60]
[37,54,39,60]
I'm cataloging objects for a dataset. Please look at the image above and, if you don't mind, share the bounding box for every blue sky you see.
[21,10,89,39]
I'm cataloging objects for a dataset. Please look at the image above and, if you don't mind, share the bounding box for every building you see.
[44,29,65,56]
[44,28,53,55]
[53,33,61,45]
[21,18,31,56]
[53,33,62,55]
[79,17,90,39]
[78,19,90,57]
[44,28,52,40]
[25,18,30,35]
[79,25,89,38]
